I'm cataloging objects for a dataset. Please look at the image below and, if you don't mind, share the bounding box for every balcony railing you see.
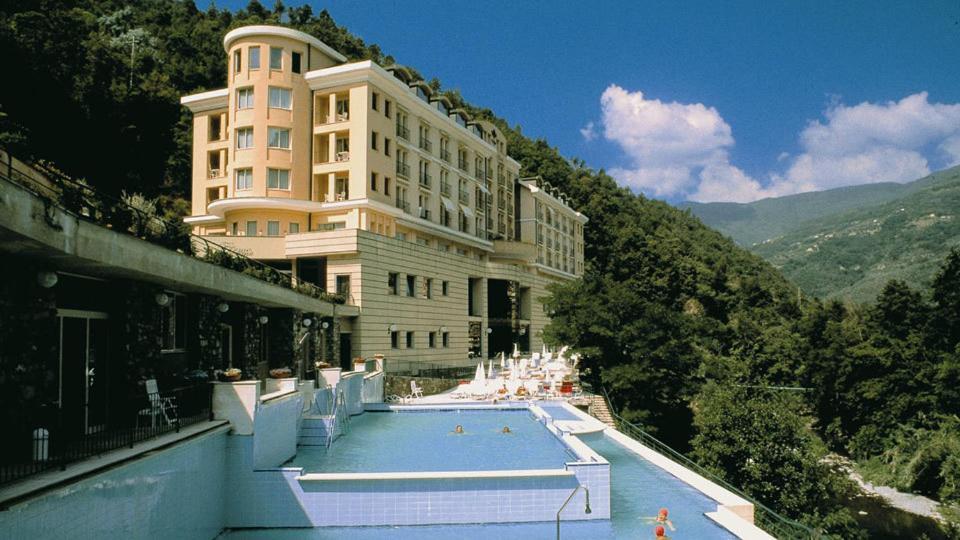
[419,173,432,188]
[440,149,451,162]
[396,199,411,214]
[1,384,212,486]
[335,151,350,162]
[419,138,433,153]
[459,189,469,204]
[396,124,410,140]
[440,183,451,197]
[458,158,468,171]
[396,162,410,178]
[208,169,223,179]
[419,207,431,220]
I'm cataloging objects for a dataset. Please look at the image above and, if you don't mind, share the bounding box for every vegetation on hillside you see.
[5,1,960,536]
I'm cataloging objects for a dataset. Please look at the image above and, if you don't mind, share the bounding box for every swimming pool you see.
[538,402,589,421]
[223,431,736,539]
[287,409,578,473]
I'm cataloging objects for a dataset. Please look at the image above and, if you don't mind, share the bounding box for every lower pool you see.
[286,409,577,473]
[233,431,737,539]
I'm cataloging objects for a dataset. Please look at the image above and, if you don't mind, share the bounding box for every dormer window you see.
[416,86,429,102]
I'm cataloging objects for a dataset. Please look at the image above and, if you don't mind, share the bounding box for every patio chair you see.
[410,380,425,400]
[141,379,179,427]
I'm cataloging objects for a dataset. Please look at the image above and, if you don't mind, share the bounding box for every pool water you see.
[538,403,587,421]
[237,430,737,539]
[286,409,577,473]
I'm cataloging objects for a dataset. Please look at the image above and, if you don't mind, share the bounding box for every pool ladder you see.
[326,388,350,449]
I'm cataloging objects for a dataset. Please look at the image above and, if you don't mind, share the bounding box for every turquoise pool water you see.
[236,432,737,539]
[286,409,577,472]
[538,403,586,421]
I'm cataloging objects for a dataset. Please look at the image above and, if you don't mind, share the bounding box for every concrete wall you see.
[252,391,304,468]
[0,428,230,540]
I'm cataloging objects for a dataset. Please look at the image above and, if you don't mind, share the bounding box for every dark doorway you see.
[58,312,110,438]
[296,257,328,289]
[339,333,352,371]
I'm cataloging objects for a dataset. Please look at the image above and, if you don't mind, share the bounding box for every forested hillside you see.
[4,2,960,537]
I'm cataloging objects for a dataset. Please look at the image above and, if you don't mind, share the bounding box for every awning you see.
[440,196,456,212]
[477,182,491,195]
[460,204,475,219]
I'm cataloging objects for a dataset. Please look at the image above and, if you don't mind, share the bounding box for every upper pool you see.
[286,409,577,473]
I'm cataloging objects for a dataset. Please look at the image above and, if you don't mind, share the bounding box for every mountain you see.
[682,182,912,247]
[745,167,960,301]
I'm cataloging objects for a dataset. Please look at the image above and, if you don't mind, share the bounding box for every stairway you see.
[587,394,616,427]
[298,415,332,447]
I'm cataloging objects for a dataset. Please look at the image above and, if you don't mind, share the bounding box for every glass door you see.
[57,310,109,437]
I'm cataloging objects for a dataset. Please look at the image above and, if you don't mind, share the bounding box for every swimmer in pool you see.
[642,508,675,531]
[502,426,511,434]
[453,424,464,434]
[654,524,670,539]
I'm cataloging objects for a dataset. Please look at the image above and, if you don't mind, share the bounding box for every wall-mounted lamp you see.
[321,321,330,330]
[36,271,58,289]
[519,327,527,336]
[439,326,448,333]
[155,292,171,307]
[302,317,313,327]
[388,323,399,333]
[486,327,493,334]
[217,302,230,313]
[258,315,269,325]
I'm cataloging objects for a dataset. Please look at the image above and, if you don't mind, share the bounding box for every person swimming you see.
[654,524,670,539]
[453,424,464,434]
[642,508,675,531]
[502,426,511,434]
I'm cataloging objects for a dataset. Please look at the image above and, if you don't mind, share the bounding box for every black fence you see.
[388,359,478,380]
[0,384,212,487]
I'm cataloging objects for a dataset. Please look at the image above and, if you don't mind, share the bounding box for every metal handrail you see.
[0,150,346,305]
[600,385,823,539]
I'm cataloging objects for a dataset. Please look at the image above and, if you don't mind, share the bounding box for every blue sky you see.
[223,0,960,202]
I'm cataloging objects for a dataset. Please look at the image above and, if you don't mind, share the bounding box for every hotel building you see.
[181,25,586,369]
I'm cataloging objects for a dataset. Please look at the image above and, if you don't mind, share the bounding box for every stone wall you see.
[385,375,458,398]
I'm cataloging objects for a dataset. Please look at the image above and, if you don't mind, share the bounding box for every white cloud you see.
[580,121,597,141]
[591,87,960,203]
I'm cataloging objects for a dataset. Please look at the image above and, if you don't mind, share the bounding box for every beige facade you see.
[182,25,586,369]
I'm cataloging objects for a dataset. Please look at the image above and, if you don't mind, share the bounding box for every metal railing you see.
[419,138,433,153]
[388,359,477,380]
[419,172,432,188]
[396,161,410,178]
[396,124,410,140]
[440,149,451,162]
[600,386,823,539]
[1,384,212,486]
[396,199,411,214]
[0,150,347,305]
[326,388,350,449]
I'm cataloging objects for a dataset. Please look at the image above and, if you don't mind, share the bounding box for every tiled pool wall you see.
[0,426,230,540]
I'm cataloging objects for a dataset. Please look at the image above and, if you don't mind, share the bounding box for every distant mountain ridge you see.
[684,166,960,301]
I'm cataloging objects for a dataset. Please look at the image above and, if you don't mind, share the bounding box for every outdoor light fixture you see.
[36,271,58,289]
[440,326,448,333]
[388,323,398,333]
[154,292,171,307]
[217,302,230,313]
[302,318,313,327]
[321,321,330,329]
[258,315,269,325]
[519,327,527,336]
[486,327,493,334]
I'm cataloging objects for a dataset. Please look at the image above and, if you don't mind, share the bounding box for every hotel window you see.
[267,168,289,189]
[267,220,280,236]
[268,87,292,109]
[388,272,398,295]
[425,278,433,299]
[237,88,254,109]
[384,138,392,157]
[406,331,414,348]
[233,49,241,74]
[289,222,300,234]
[292,51,302,74]
[231,222,238,235]
[336,275,351,297]
[236,127,253,149]
[406,275,416,297]
[371,132,379,151]
[267,127,290,149]
[160,293,186,352]
[442,332,450,348]
[235,168,253,190]
[442,281,449,296]
[372,92,379,111]
[384,100,392,118]
[391,331,399,349]
[370,172,378,191]
[248,46,260,69]
[245,220,257,236]
[428,332,436,348]
[384,177,392,197]
[270,46,282,69]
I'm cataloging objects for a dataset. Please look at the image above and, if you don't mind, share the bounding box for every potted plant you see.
[221,368,242,382]
[269,367,293,379]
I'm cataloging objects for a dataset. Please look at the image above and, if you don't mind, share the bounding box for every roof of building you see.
[223,25,347,63]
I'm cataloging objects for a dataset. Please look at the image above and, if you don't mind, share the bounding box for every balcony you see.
[396,162,410,178]
[419,138,433,153]
[335,151,350,163]
[440,183,451,197]
[208,169,224,179]
[396,199,411,214]
[419,173,432,188]
[419,207,432,221]
[440,149,451,162]
[459,189,469,204]
[396,124,410,141]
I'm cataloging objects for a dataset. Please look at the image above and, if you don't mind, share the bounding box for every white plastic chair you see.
[410,380,424,399]
[141,379,179,427]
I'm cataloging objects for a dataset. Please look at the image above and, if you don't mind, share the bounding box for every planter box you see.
[212,381,260,435]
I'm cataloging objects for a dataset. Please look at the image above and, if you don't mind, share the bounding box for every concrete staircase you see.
[587,395,616,427]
